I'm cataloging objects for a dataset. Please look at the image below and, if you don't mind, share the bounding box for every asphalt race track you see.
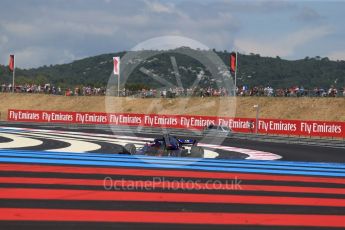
[0,123,344,229]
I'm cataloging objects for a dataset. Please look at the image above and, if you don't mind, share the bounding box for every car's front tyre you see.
[124,143,136,155]
[190,146,204,158]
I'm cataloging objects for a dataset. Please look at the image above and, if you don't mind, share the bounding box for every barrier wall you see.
[7,109,345,138]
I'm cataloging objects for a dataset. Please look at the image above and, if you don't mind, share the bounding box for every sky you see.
[0,0,345,68]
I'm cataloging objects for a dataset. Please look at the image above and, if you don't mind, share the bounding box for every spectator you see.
[1,82,344,98]
[328,85,337,97]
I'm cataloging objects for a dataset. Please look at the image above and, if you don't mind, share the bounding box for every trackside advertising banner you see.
[7,109,345,138]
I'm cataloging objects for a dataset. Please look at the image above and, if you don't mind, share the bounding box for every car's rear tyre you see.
[190,146,204,158]
[181,149,189,157]
[124,143,136,155]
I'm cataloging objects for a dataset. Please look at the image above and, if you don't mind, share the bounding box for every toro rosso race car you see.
[124,134,204,158]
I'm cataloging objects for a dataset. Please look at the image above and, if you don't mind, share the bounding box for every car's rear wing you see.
[177,139,197,145]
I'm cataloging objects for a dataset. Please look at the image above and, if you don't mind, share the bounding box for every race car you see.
[203,124,232,136]
[123,134,204,158]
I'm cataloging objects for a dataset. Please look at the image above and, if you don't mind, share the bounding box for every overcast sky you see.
[1,0,345,68]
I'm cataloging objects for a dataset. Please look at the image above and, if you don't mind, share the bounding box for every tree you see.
[35,74,49,85]
[16,76,33,85]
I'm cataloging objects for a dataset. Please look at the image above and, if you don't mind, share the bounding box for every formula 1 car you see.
[124,134,204,158]
[203,124,232,136]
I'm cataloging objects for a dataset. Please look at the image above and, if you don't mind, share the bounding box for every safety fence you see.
[7,109,345,139]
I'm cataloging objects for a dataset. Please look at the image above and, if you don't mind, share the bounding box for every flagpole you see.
[117,59,120,97]
[113,57,120,97]
[12,56,15,93]
[117,72,120,97]
[235,51,237,96]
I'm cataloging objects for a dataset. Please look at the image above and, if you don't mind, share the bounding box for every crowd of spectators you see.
[125,87,229,98]
[236,85,344,97]
[1,83,344,97]
[65,86,106,96]
[1,83,62,94]
[0,83,106,96]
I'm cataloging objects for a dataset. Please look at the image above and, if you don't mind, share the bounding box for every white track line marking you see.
[46,139,101,152]
[17,132,147,147]
[12,132,102,153]
[20,131,219,158]
[0,127,153,142]
[0,127,280,160]
[183,146,218,158]
[0,133,43,149]
[28,131,150,144]
[198,143,282,160]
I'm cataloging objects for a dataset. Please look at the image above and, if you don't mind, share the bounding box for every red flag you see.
[9,55,14,72]
[230,52,236,73]
[113,57,120,75]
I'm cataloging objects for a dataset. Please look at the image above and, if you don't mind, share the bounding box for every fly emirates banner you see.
[7,109,345,138]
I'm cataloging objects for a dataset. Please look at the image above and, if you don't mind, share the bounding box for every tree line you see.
[0,49,344,89]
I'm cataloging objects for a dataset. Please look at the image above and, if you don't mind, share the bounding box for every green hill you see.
[1,48,344,89]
